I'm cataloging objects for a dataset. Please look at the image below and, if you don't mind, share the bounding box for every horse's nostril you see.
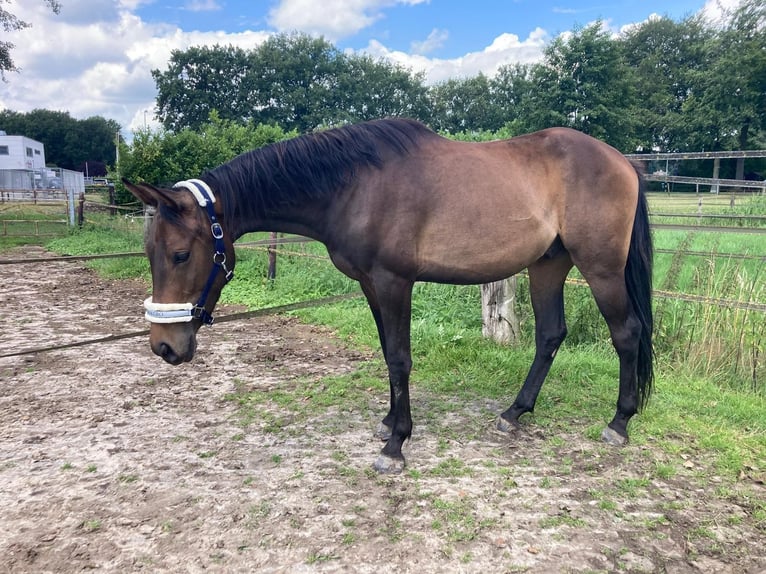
[158,343,180,365]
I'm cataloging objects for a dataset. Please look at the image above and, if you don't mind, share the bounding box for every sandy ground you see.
[0,245,764,573]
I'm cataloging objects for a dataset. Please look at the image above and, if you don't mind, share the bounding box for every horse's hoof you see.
[372,454,405,474]
[601,426,628,446]
[374,422,392,441]
[496,416,520,434]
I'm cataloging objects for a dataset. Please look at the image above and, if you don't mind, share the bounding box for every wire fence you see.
[2,236,764,313]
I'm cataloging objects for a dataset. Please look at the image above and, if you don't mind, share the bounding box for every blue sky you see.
[1,0,735,137]
[134,0,708,57]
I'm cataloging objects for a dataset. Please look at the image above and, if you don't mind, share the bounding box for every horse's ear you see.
[122,179,180,210]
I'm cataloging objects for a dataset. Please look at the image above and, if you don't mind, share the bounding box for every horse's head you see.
[124,179,235,365]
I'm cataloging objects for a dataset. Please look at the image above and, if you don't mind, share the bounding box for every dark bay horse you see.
[125,118,653,474]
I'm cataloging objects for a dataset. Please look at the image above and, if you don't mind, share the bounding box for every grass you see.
[0,203,69,247]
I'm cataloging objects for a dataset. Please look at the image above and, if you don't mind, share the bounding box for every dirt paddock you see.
[0,245,764,573]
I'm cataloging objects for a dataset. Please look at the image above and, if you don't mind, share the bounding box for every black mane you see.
[201,118,435,236]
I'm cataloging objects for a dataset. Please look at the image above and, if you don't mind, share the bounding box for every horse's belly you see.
[414,233,553,285]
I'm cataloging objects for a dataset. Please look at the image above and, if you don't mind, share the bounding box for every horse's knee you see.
[538,325,567,356]
[386,354,412,377]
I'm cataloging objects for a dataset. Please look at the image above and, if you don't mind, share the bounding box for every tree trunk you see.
[481,276,520,345]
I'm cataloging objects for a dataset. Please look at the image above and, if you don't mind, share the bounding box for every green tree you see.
[1,0,60,80]
[153,44,253,132]
[622,15,713,152]
[246,33,347,131]
[489,63,535,135]
[427,74,503,133]
[684,0,766,159]
[524,22,638,150]
[153,33,430,133]
[0,108,120,168]
[117,114,294,203]
[337,54,429,124]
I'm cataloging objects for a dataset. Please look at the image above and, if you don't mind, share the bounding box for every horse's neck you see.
[218,159,343,243]
[231,199,330,243]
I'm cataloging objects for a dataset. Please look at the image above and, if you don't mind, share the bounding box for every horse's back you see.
[331,126,640,284]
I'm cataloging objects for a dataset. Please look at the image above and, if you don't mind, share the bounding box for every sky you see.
[1,0,740,139]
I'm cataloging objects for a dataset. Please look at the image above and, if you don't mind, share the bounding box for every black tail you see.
[625,165,654,410]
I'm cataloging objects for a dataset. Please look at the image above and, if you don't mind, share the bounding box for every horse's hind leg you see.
[585,274,643,445]
[498,251,572,432]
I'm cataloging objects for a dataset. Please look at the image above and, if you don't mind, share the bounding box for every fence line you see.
[650,212,766,222]
[651,223,766,234]
[4,243,763,314]
[0,219,68,238]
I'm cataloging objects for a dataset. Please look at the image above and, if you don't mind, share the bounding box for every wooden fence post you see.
[267,231,278,279]
[108,184,116,216]
[77,193,85,227]
[481,276,520,345]
[143,205,155,242]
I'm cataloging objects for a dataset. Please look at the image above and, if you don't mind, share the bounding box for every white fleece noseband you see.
[143,298,196,323]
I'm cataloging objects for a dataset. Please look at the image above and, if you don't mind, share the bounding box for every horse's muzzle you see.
[150,326,197,365]
[156,343,185,365]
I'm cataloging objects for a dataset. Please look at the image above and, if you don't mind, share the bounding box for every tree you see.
[246,33,349,131]
[0,108,120,168]
[153,33,430,133]
[427,74,503,133]
[337,55,429,125]
[489,63,535,135]
[153,44,252,132]
[524,22,638,150]
[622,15,713,153]
[116,113,294,203]
[1,0,60,80]
[684,0,766,157]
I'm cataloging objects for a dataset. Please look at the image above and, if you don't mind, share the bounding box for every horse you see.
[124,118,654,474]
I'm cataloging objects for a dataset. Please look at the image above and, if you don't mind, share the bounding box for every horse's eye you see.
[173,251,190,265]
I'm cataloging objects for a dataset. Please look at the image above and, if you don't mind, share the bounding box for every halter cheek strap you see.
[143,179,234,325]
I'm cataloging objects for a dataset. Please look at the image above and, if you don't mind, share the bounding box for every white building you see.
[0,133,83,196]
[0,134,46,171]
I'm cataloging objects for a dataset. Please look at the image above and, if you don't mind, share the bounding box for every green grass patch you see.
[0,204,69,247]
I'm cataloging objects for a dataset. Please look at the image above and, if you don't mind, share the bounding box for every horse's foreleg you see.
[360,281,395,441]
[498,256,571,432]
[366,272,414,474]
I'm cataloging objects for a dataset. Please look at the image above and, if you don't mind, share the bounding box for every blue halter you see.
[143,179,233,326]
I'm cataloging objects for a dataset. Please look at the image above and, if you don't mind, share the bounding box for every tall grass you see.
[648,193,766,392]
[653,254,765,392]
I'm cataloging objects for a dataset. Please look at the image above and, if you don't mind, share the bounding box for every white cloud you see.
[616,13,662,36]
[268,0,380,40]
[267,0,428,41]
[0,1,269,137]
[411,28,448,55]
[184,0,223,12]
[365,27,548,83]
[701,0,742,23]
